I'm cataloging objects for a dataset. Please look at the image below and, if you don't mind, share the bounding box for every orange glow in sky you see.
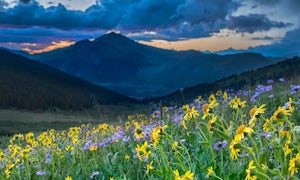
[138,30,278,52]
[23,41,75,54]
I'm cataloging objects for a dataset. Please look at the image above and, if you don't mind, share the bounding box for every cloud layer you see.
[0,0,299,56]
[0,0,289,38]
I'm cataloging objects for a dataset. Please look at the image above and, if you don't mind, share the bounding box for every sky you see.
[0,0,299,57]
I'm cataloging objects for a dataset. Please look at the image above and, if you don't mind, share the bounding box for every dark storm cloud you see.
[19,0,31,4]
[246,28,300,57]
[251,36,274,40]
[0,1,118,29]
[0,0,240,40]
[227,14,290,33]
[252,0,280,6]
[218,28,300,57]
[0,26,102,43]
[120,0,240,39]
[0,0,8,10]
[251,0,300,14]
[0,0,295,43]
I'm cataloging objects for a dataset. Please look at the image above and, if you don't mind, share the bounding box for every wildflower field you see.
[1,79,300,180]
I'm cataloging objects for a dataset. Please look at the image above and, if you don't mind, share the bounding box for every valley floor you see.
[0,104,151,136]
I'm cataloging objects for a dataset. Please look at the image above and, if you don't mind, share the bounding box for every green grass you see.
[0,104,151,136]
[0,77,300,179]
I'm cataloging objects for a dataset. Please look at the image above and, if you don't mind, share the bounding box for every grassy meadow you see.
[0,77,300,179]
[0,104,151,137]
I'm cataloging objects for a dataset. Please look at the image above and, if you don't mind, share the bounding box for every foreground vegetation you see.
[0,78,300,179]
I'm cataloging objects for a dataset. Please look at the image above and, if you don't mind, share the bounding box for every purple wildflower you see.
[279,78,285,82]
[243,90,251,97]
[45,152,51,164]
[269,94,275,98]
[256,85,272,92]
[82,140,93,151]
[267,79,274,84]
[195,104,202,111]
[172,114,182,124]
[213,140,227,151]
[251,84,273,102]
[98,138,111,148]
[17,163,25,169]
[90,171,100,179]
[112,130,125,142]
[290,85,300,94]
[285,101,290,109]
[239,153,249,158]
[250,93,260,102]
[36,170,47,176]
[291,91,297,95]
[260,131,271,138]
[122,136,131,143]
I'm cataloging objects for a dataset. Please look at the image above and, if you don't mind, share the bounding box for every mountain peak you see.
[95,32,134,43]
[92,32,137,48]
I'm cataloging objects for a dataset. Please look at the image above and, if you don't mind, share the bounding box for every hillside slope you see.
[147,56,300,104]
[0,48,136,110]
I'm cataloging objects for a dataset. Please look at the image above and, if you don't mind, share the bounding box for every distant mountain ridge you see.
[150,56,300,105]
[32,32,283,98]
[0,48,135,110]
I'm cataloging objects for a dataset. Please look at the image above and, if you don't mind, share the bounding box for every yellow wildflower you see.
[230,138,241,160]
[184,106,199,120]
[289,153,300,176]
[279,129,291,139]
[135,141,151,161]
[125,122,131,131]
[146,161,154,174]
[172,141,179,150]
[182,171,194,180]
[134,124,144,140]
[150,125,168,147]
[249,104,266,127]
[245,160,257,180]
[263,118,272,132]
[207,116,217,132]
[209,94,216,103]
[206,166,215,178]
[198,96,203,102]
[235,125,254,141]
[174,169,180,180]
[216,90,222,96]
[202,101,218,119]
[182,104,189,111]
[125,155,130,160]
[223,92,228,101]
[89,144,98,151]
[283,140,292,157]
[163,106,169,111]
[65,176,72,180]
[287,97,295,113]
[272,106,291,125]
[229,96,246,110]
[181,119,187,129]
[5,163,14,179]
[0,151,3,161]
[202,103,211,119]
[173,169,194,180]
[261,164,267,171]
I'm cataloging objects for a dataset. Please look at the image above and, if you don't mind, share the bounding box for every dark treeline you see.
[145,56,300,105]
[0,49,136,111]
